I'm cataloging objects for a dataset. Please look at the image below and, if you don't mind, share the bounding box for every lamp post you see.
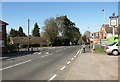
[102,9,105,26]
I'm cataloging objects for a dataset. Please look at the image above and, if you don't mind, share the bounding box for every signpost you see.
[109,13,119,36]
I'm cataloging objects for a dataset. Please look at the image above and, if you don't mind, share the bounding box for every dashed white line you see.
[41,54,50,58]
[60,66,66,70]
[74,56,76,58]
[0,60,31,71]
[80,49,83,54]
[71,58,74,60]
[41,53,53,58]
[49,74,57,81]
[67,61,71,65]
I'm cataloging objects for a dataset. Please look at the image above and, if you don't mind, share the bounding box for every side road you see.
[66,52,118,80]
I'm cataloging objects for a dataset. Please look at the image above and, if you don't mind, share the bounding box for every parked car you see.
[105,42,120,55]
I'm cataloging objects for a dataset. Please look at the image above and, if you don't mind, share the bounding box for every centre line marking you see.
[67,61,71,65]
[71,58,74,60]
[0,60,31,71]
[41,53,52,58]
[49,74,57,81]
[61,66,66,70]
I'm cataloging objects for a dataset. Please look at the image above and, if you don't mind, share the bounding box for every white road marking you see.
[67,61,71,65]
[45,52,49,54]
[55,49,63,52]
[74,56,76,58]
[76,50,79,55]
[49,74,57,81]
[33,52,37,54]
[60,66,66,70]
[0,60,31,71]
[71,58,74,60]
[41,53,52,58]
[38,52,41,54]
[79,49,82,54]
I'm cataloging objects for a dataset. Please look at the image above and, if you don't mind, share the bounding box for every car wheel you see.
[112,50,119,56]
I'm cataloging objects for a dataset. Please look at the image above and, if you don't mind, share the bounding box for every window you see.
[0,25,2,32]
[0,40,4,47]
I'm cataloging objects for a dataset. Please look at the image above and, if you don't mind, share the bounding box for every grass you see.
[94,47,105,54]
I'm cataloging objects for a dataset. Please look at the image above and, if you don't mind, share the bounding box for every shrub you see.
[7,44,17,52]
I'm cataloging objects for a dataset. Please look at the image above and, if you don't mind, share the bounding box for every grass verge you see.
[94,47,105,54]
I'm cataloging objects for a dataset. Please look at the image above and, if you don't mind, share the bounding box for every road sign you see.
[109,16,119,27]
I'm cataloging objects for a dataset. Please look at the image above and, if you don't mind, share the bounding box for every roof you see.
[10,37,47,45]
[0,20,9,25]
[101,24,120,34]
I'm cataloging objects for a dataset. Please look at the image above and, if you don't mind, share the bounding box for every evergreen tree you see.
[32,23,40,37]
[9,28,19,37]
[18,26,26,37]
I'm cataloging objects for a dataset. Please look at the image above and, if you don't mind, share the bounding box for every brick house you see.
[100,24,119,39]
[0,20,9,54]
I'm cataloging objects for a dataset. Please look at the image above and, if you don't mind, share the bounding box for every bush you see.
[7,44,17,52]
[19,44,24,49]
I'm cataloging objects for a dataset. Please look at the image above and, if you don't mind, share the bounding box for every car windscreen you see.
[108,42,117,46]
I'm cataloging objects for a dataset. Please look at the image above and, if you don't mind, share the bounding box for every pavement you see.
[66,51,118,80]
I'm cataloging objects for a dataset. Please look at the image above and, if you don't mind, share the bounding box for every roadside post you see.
[109,13,119,37]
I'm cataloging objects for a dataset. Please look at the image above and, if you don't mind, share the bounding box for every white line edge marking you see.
[0,60,31,71]
[74,56,76,58]
[49,74,57,81]
[71,58,74,60]
[67,61,71,64]
[61,66,66,70]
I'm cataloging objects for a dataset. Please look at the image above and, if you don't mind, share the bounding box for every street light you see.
[102,9,105,26]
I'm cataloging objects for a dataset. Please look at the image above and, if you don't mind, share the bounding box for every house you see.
[0,20,9,54]
[10,36,47,47]
[90,32,100,44]
[100,24,120,39]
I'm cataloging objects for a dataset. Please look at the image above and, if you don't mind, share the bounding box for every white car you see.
[105,42,120,55]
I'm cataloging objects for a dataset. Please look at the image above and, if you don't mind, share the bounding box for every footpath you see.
[66,48,118,80]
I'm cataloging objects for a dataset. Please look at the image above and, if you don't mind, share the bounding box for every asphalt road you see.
[2,45,82,80]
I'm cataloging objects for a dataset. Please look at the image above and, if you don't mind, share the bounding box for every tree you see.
[32,23,40,37]
[84,31,91,38]
[43,18,58,45]
[82,35,87,44]
[56,15,81,44]
[9,28,19,37]
[18,26,26,37]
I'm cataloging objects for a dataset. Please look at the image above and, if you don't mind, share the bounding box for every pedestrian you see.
[82,44,86,53]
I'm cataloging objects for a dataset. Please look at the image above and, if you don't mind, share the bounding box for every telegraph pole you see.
[28,19,30,51]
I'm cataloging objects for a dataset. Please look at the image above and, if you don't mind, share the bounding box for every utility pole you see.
[28,19,30,51]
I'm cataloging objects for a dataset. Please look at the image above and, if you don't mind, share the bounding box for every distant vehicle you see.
[105,42,120,55]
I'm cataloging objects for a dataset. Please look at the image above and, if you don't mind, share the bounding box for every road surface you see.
[2,45,81,80]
